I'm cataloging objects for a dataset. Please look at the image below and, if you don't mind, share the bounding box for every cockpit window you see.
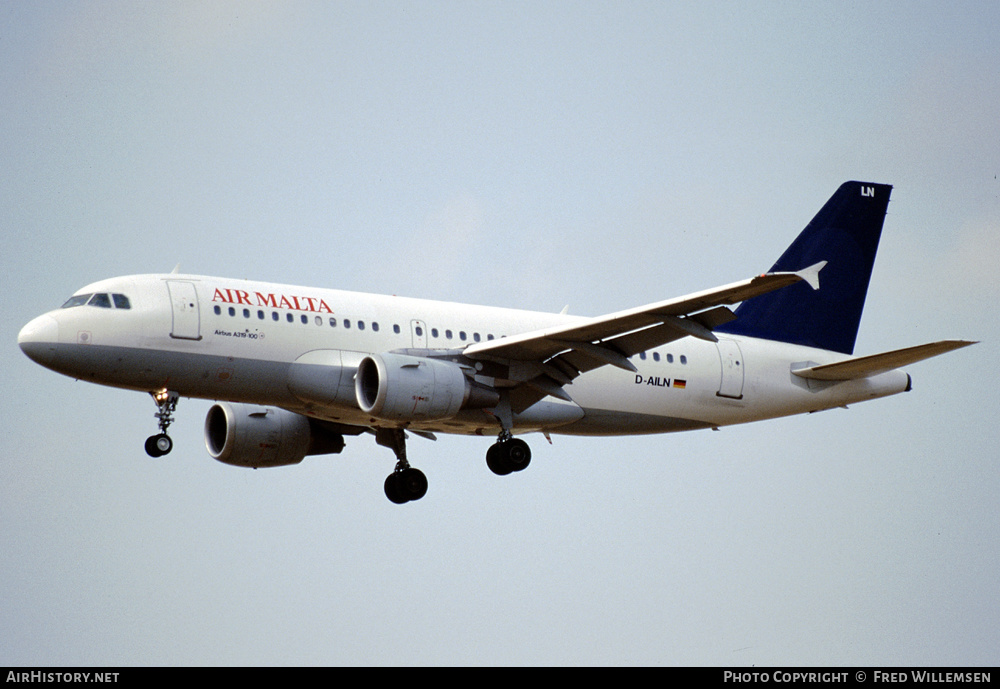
[61,294,92,308]
[60,292,132,309]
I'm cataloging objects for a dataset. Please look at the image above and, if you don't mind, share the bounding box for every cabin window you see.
[393,324,401,334]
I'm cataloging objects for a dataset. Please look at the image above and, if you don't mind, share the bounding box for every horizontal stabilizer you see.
[791,340,977,381]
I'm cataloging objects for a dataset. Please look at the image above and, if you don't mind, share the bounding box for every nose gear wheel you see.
[145,390,179,457]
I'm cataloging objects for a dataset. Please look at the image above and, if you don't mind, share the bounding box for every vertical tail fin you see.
[717,181,892,355]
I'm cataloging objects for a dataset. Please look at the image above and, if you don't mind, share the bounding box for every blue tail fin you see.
[717,181,892,355]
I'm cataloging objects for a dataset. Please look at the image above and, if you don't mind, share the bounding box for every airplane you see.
[18,181,975,503]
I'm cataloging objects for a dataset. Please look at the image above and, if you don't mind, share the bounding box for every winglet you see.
[796,260,826,291]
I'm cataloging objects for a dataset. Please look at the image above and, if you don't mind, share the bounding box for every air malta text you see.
[212,288,334,314]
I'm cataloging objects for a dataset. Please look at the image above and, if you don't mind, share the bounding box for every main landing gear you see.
[145,389,179,458]
[485,397,531,475]
[376,428,428,505]
[377,392,530,504]
[486,431,532,476]
[375,426,535,503]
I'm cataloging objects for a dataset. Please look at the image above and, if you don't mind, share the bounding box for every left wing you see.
[463,262,824,411]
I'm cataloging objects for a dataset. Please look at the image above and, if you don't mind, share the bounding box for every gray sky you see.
[2,1,997,666]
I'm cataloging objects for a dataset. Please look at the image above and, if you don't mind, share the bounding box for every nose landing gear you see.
[145,389,179,457]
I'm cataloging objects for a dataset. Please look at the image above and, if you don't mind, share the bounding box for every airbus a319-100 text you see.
[18,182,975,503]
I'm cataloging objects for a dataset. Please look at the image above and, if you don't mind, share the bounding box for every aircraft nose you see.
[18,314,59,366]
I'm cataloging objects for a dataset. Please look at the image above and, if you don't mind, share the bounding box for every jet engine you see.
[355,353,499,422]
[205,402,345,468]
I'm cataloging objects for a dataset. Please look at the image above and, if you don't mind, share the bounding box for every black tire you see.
[487,442,512,475]
[155,434,173,455]
[506,438,531,472]
[384,472,408,504]
[145,434,171,458]
[399,468,428,501]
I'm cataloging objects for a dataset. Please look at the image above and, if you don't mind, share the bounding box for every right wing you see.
[463,262,825,411]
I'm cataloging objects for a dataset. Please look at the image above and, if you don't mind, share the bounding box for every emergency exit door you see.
[716,339,744,399]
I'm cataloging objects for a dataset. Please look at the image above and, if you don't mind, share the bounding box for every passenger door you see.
[166,281,201,341]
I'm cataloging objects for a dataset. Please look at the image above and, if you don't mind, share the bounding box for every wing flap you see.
[791,340,976,381]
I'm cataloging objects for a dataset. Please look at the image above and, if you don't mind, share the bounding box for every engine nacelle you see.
[205,402,345,468]
[355,353,499,422]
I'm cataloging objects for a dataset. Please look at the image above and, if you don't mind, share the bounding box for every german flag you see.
[673,379,686,389]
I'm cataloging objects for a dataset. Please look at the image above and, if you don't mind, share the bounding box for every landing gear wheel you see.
[399,467,428,501]
[384,473,408,504]
[145,433,173,458]
[487,438,531,475]
[506,438,531,471]
[486,442,510,476]
[384,468,428,504]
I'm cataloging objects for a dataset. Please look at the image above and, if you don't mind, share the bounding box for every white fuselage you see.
[19,273,911,438]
